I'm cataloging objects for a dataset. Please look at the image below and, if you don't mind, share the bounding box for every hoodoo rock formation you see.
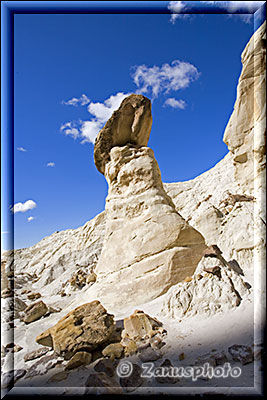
[91,94,207,309]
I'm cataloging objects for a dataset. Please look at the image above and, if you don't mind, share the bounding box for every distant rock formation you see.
[91,94,206,309]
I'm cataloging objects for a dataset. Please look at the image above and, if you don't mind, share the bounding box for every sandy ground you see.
[1,280,264,397]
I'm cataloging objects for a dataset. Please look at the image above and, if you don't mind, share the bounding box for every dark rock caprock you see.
[94,94,152,174]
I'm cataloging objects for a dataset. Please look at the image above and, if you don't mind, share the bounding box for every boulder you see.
[1,288,13,298]
[122,310,165,341]
[94,358,116,377]
[36,301,115,360]
[13,345,23,353]
[27,292,41,300]
[102,343,124,361]
[138,347,161,362]
[69,269,87,289]
[149,334,165,350]
[94,94,152,174]
[121,338,138,357]
[211,351,229,366]
[155,359,180,384]
[5,342,16,350]
[23,300,48,324]
[65,351,92,370]
[228,344,254,365]
[86,272,97,284]
[195,353,216,367]
[195,351,228,367]
[14,297,27,318]
[85,372,122,395]
[203,245,222,258]
[48,371,69,383]
[24,347,50,362]
[47,305,61,314]
[119,363,145,393]
[25,354,62,379]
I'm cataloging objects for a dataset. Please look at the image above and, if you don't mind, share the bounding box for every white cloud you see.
[62,94,90,106]
[80,120,102,144]
[223,1,265,12]
[81,92,130,143]
[87,92,131,122]
[168,1,265,24]
[27,216,35,222]
[167,1,189,23]
[17,147,27,152]
[60,121,80,140]
[132,60,200,99]
[12,200,37,214]
[205,1,265,23]
[47,162,55,167]
[60,92,131,144]
[164,97,186,109]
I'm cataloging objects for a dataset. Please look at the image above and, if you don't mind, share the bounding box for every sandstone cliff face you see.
[161,22,266,320]
[223,21,266,197]
[164,22,266,277]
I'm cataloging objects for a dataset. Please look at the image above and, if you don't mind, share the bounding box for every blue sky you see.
[1,1,266,250]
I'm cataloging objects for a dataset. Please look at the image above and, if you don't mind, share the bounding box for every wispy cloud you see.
[17,147,27,152]
[27,216,35,222]
[47,162,55,167]
[168,1,265,24]
[167,1,189,23]
[11,200,37,214]
[60,121,80,140]
[62,94,90,106]
[132,60,200,99]
[164,97,186,109]
[60,92,130,144]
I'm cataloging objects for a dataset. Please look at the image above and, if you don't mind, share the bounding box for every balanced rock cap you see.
[94,94,152,174]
